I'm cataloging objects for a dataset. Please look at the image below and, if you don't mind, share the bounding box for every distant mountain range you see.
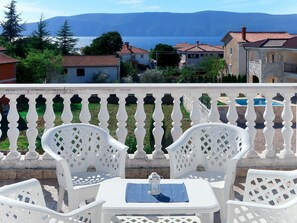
[20,11,297,37]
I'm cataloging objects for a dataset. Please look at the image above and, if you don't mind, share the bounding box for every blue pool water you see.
[236,98,283,106]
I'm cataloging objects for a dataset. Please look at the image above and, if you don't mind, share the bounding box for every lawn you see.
[0,101,191,154]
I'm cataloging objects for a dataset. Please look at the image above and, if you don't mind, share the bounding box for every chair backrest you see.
[42,123,121,173]
[195,124,247,172]
[0,178,46,206]
[173,123,249,173]
[243,169,297,205]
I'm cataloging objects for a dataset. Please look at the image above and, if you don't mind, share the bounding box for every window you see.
[188,54,199,59]
[219,54,223,58]
[77,68,85,76]
[64,68,68,74]
[271,54,275,63]
[141,55,144,58]
[200,54,204,57]
[229,48,233,55]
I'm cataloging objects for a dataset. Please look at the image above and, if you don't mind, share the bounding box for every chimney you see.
[196,40,199,47]
[241,26,247,41]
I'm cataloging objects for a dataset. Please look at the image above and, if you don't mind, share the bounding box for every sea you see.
[75,36,222,51]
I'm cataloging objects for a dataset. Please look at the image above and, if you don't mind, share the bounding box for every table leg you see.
[102,213,113,223]
[200,213,214,223]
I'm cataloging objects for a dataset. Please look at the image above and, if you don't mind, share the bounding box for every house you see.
[176,41,223,66]
[118,42,150,66]
[0,46,18,83]
[63,55,120,83]
[244,36,297,83]
[221,27,294,76]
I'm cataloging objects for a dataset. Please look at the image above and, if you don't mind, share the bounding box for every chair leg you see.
[57,186,65,212]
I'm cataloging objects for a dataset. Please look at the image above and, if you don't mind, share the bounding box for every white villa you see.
[118,42,150,66]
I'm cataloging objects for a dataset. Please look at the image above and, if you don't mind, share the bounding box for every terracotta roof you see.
[175,43,193,50]
[119,43,149,54]
[0,46,6,51]
[0,53,18,64]
[226,32,293,43]
[244,36,297,49]
[63,55,119,67]
[178,44,223,52]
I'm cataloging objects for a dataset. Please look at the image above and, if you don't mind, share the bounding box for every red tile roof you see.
[0,46,6,51]
[119,43,149,55]
[63,55,119,67]
[178,44,223,52]
[0,53,18,64]
[226,32,293,43]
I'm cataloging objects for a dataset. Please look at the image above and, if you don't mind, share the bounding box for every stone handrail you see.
[0,83,296,172]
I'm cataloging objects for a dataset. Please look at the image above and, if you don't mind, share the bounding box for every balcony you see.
[0,83,296,173]
[284,62,297,74]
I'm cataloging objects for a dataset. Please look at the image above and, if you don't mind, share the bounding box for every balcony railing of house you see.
[0,83,296,176]
[284,63,297,74]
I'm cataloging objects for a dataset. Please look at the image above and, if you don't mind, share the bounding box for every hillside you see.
[21,11,297,37]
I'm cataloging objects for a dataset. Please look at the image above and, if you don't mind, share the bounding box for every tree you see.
[83,31,123,55]
[150,44,180,68]
[17,49,64,83]
[1,0,25,42]
[199,56,225,82]
[31,14,51,51]
[56,20,77,55]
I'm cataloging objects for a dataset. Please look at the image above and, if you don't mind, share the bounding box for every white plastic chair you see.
[41,123,128,211]
[227,169,297,223]
[0,178,104,223]
[167,123,250,222]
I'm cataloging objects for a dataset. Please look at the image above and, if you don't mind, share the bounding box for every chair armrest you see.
[166,131,199,179]
[103,137,128,178]
[227,199,297,223]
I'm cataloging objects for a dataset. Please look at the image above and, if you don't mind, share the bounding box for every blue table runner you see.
[126,183,189,203]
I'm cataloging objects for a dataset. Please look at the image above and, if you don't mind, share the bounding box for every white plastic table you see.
[96,178,219,223]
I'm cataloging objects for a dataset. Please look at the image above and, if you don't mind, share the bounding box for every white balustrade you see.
[43,94,55,131]
[245,93,258,158]
[227,92,238,125]
[171,93,183,141]
[98,93,110,132]
[0,83,296,171]
[190,93,201,126]
[208,92,220,123]
[134,93,147,159]
[25,94,39,160]
[281,93,295,157]
[61,94,73,124]
[79,93,91,123]
[116,94,128,144]
[6,94,21,160]
[0,109,3,160]
[262,93,276,158]
[152,93,165,159]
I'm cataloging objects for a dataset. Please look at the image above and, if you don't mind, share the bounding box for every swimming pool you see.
[235,98,283,106]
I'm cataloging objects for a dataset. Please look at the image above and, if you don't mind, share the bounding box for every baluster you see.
[61,94,73,124]
[152,93,165,159]
[43,94,55,131]
[0,107,3,160]
[227,92,238,125]
[171,93,183,141]
[190,93,201,126]
[6,94,21,160]
[116,94,128,144]
[134,93,147,159]
[262,93,276,158]
[245,94,258,158]
[79,93,91,123]
[98,94,109,133]
[208,93,220,123]
[281,93,295,157]
[25,94,39,160]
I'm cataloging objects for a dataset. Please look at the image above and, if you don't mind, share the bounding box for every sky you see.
[0,0,297,23]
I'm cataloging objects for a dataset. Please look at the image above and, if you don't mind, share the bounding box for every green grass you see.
[1,102,191,154]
